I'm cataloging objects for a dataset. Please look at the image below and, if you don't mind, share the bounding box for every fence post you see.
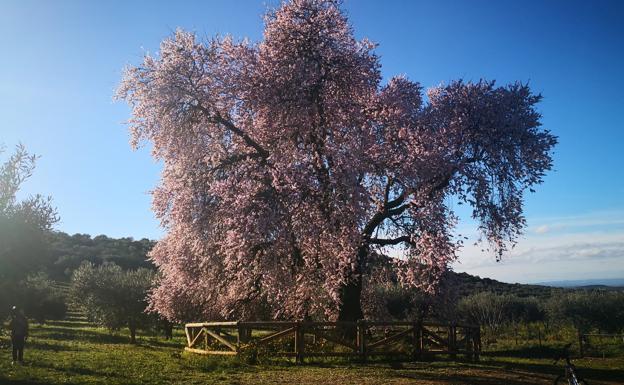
[237,321,251,345]
[419,323,426,359]
[412,321,421,361]
[448,325,456,359]
[185,326,192,348]
[295,321,305,364]
[357,320,367,362]
[474,326,481,361]
[465,327,473,361]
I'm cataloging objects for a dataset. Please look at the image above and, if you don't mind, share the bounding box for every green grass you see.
[1,320,623,385]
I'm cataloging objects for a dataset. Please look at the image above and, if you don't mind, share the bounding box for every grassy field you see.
[1,319,623,385]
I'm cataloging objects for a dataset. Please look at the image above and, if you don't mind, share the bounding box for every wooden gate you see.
[185,320,481,362]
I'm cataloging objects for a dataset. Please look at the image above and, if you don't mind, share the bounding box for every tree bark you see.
[338,276,364,322]
[164,321,173,340]
[337,246,366,322]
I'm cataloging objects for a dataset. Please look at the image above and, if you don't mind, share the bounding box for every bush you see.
[0,273,67,324]
[22,272,67,323]
[546,290,624,355]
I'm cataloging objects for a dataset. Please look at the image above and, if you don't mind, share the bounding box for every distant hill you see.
[450,271,560,299]
[447,272,624,299]
[536,278,624,288]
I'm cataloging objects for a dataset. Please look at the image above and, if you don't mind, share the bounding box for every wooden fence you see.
[582,333,624,357]
[184,320,481,362]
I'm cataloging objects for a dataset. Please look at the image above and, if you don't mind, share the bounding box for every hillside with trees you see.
[45,232,156,281]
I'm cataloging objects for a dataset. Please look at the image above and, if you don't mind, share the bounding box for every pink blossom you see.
[117,0,556,322]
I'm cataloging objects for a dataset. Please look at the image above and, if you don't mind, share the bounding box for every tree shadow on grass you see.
[393,369,552,385]
[34,328,132,345]
[482,345,562,359]
[43,320,92,328]
[294,355,623,384]
[0,378,81,385]
[30,360,126,381]
[480,345,624,382]
[36,326,178,348]
[27,340,85,353]
[137,337,184,349]
[482,358,624,383]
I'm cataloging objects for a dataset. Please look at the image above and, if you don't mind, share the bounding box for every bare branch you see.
[369,235,413,246]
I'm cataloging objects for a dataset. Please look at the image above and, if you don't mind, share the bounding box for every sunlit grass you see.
[1,319,622,384]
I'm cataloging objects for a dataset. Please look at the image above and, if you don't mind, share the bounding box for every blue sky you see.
[1,0,623,283]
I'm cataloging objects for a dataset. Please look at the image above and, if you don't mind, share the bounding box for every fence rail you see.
[581,333,624,357]
[184,320,481,362]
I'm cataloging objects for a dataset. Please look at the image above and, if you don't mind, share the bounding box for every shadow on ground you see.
[0,379,81,385]
[483,358,624,383]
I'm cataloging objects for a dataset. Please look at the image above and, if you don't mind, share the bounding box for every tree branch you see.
[362,201,410,236]
[368,235,413,246]
[383,177,393,207]
[196,105,269,159]
[210,152,265,174]
[364,162,473,242]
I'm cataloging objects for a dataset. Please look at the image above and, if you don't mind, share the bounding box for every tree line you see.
[65,264,624,347]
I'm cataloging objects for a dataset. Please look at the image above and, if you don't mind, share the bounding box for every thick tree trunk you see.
[337,246,366,322]
[337,277,364,322]
[163,320,173,340]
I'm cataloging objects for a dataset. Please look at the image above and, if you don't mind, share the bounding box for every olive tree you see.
[458,292,510,344]
[70,262,156,343]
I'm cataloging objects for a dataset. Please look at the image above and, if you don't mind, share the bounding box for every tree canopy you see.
[70,262,156,343]
[0,144,59,321]
[118,0,557,321]
[1,144,58,282]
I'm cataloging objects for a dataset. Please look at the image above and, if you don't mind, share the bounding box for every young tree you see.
[118,0,557,321]
[1,144,58,321]
[521,297,546,345]
[458,292,510,344]
[1,144,58,282]
[70,262,156,343]
[504,295,528,345]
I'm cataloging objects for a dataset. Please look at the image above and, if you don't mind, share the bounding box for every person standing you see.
[9,306,28,365]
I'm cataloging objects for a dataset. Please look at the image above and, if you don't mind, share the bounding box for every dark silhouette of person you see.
[9,306,28,364]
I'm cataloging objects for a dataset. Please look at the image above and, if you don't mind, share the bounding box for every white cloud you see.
[452,210,624,283]
[534,225,550,234]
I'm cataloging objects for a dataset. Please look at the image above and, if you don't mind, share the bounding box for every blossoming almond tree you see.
[117,0,556,322]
